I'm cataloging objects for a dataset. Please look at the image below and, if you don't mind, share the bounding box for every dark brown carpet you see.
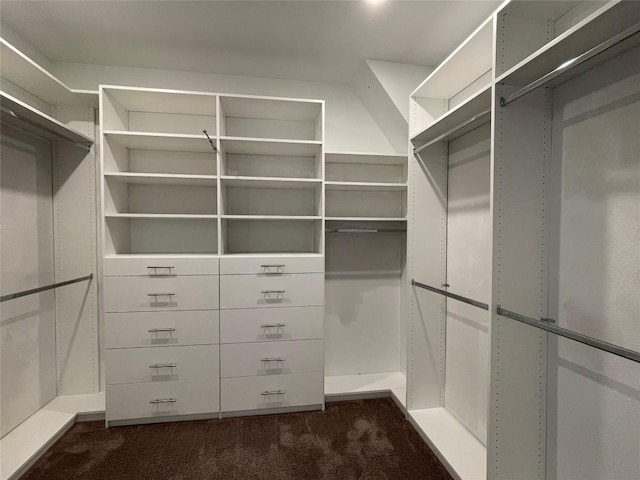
[22,398,452,480]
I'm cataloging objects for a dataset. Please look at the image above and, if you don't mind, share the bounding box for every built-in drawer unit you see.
[220,306,323,343]
[106,345,219,385]
[221,340,322,378]
[104,275,219,312]
[219,273,323,309]
[103,256,220,276]
[220,255,324,275]
[106,310,219,348]
[221,372,323,413]
[106,379,219,422]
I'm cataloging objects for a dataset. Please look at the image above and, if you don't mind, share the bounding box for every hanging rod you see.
[500,22,640,107]
[326,228,406,233]
[202,129,217,152]
[411,279,489,311]
[1,106,92,153]
[497,306,640,364]
[0,274,93,303]
[413,109,491,156]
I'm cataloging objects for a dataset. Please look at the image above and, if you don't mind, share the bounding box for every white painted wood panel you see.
[106,345,219,385]
[219,273,323,309]
[106,310,219,348]
[221,372,323,412]
[220,340,323,378]
[220,306,323,343]
[103,255,219,276]
[106,379,219,421]
[220,255,323,275]
[103,275,219,312]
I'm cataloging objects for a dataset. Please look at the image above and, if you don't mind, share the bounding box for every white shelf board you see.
[325,372,407,396]
[221,176,322,189]
[408,408,486,480]
[325,152,407,165]
[0,392,104,480]
[0,38,97,107]
[325,217,407,222]
[222,215,321,221]
[105,213,218,219]
[221,136,322,156]
[220,94,322,121]
[496,1,640,86]
[105,253,220,259]
[104,172,217,186]
[104,130,215,152]
[325,181,407,192]
[412,16,493,99]
[411,85,491,145]
[1,91,94,145]
[220,252,323,258]
[103,85,216,116]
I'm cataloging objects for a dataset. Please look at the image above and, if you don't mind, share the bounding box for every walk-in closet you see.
[1,1,638,479]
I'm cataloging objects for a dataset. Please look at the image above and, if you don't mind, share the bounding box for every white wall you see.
[0,129,57,437]
[546,45,640,480]
[53,62,398,155]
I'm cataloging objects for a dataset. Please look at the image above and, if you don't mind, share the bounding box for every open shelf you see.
[325,152,406,184]
[222,215,321,221]
[325,372,406,409]
[221,176,322,189]
[0,91,94,146]
[104,131,215,152]
[220,136,322,156]
[104,172,217,186]
[219,94,323,141]
[221,218,322,255]
[0,38,98,107]
[325,189,406,220]
[105,213,218,219]
[325,181,406,192]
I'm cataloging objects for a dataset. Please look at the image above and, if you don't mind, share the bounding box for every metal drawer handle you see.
[147,266,174,276]
[148,328,176,333]
[261,290,285,294]
[261,357,285,362]
[261,390,284,396]
[148,293,175,297]
[149,363,176,368]
[261,323,286,328]
[261,264,285,268]
[149,398,177,404]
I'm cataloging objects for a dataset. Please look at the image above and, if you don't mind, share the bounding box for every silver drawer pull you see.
[261,357,285,362]
[148,293,175,297]
[261,390,284,396]
[149,398,177,404]
[261,323,286,328]
[149,363,176,368]
[261,290,285,294]
[147,266,174,276]
[261,264,285,268]
[148,328,176,333]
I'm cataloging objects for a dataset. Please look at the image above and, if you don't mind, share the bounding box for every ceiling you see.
[0,0,501,84]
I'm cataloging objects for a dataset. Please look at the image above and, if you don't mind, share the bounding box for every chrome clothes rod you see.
[326,228,406,233]
[0,274,93,303]
[500,22,640,107]
[202,129,217,152]
[497,306,640,364]
[411,279,489,311]
[413,109,491,156]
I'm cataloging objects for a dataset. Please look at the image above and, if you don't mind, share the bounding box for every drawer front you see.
[106,345,219,385]
[106,379,219,421]
[220,256,323,275]
[104,275,219,312]
[221,340,322,378]
[105,310,219,348]
[221,372,323,412]
[220,273,323,309]
[220,307,323,343]
[103,256,219,276]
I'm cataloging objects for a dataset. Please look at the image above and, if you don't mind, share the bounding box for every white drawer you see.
[105,310,219,348]
[103,256,219,276]
[220,307,323,343]
[221,372,323,412]
[220,255,323,275]
[220,273,323,309]
[106,345,219,385]
[104,275,219,312]
[106,379,219,422]
[221,340,322,378]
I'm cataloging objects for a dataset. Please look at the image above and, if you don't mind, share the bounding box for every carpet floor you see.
[22,398,452,480]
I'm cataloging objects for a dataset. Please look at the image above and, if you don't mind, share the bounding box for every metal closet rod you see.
[497,306,640,364]
[0,274,93,303]
[413,109,491,156]
[1,107,92,153]
[500,22,640,107]
[411,279,489,311]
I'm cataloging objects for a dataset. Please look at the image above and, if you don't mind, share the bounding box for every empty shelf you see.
[221,137,322,156]
[104,131,215,152]
[104,172,218,186]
